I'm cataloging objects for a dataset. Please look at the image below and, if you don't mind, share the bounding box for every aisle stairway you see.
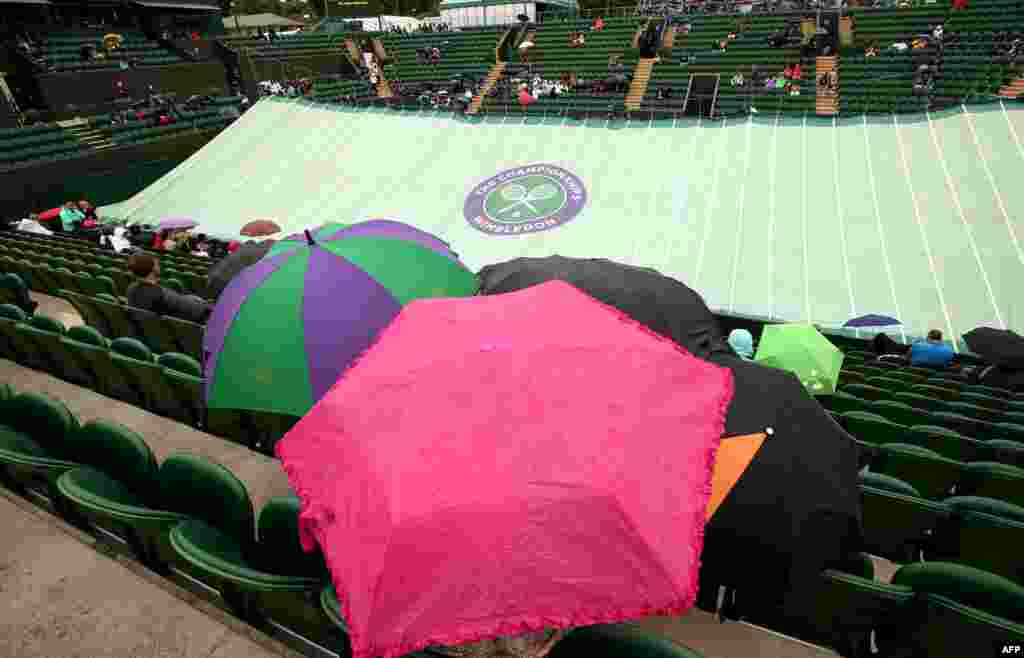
[816,55,840,116]
[998,73,1024,99]
[467,62,506,115]
[68,124,115,151]
[626,58,656,111]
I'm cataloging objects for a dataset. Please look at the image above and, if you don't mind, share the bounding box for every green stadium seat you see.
[930,496,1024,584]
[904,425,983,463]
[842,383,890,401]
[162,315,204,362]
[14,314,65,374]
[868,400,927,427]
[986,439,1024,469]
[170,496,335,643]
[873,443,962,500]
[0,303,27,361]
[840,411,906,448]
[157,353,203,425]
[890,562,1024,657]
[819,391,873,414]
[92,296,139,341]
[126,305,181,354]
[859,484,949,563]
[0,392,81,503]
[957,462,1024,508]
[63,291,111,337]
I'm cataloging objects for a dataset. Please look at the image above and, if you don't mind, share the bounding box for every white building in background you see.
[438,0,578,29]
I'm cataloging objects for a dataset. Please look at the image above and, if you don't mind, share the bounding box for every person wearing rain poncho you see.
[728,329,755,360]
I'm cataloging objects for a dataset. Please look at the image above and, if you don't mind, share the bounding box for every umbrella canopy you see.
[963,327,1024,370]
[844,314,900,328]
[204,220,478,418]
[698,353,862,620]
[206,239,277,299]
[157,217,199,231]
[475,258,862,612]
[240,219,282,237]
[477,256,726,359]
[277,281,734,658]
[755,323,844,395]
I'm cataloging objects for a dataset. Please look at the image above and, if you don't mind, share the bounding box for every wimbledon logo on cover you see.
[464,164,587,236]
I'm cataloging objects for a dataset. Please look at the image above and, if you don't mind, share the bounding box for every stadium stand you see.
[3,2,1024,657]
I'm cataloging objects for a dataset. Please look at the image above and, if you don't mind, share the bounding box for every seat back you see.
[930,496,1024,584]
[843,384,889,401]
[65,421,158,500]
[111,336,154,362]
[868,400,928,427]
[3,392,79,458]
[158,352,201,376]
[162,315,204,361]
[893,561,1024,625]
[257,496,327,578]
[66,325,108,347]
[860,485,949,563]
[905,425,983,463]
[841,411,906,447]
[859,471,920,496]
[157,454,255,547]
[958,462,1024,508]
[125,306,180,354]
[986,439,1024,468]
[874,443,962,500]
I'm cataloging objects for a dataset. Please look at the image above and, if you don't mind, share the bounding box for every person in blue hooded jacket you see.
[728,328,755,360]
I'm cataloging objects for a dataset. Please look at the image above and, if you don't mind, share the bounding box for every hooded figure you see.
[728,328,754,359]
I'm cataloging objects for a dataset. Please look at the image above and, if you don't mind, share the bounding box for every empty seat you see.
[0,392,81,503]
[873,443,962,500]
[170,496,336,644]
[890,562,1024,657]
[957,462,1024,508]
[930,496,1024,584]
[860,483,949,563]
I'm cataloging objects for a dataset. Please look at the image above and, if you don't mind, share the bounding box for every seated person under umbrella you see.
[126,253,211,323]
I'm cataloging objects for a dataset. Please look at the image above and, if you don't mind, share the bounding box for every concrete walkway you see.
[0,490,300,658]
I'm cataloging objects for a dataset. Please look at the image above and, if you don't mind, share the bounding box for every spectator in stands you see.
[519,39,534,64]
[59,202,85,232]
[731,71,745,87]
[592,17,605,31]
[607,56,628,93]
[152,229,169,251]
[78,200,98,224]
[865,43,879,57]
[126,253,211,323]
[518,84,535,109]
[909,329,955,368]
[728,329,754,360]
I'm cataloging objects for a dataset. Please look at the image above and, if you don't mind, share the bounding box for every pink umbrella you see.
[277,280,734,658]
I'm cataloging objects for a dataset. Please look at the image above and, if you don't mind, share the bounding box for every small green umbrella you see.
[754,324,844,395]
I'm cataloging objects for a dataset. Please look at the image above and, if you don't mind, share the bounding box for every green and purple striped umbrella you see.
[203,220,478,418]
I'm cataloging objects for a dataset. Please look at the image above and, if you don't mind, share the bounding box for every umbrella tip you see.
[304,229,315,246]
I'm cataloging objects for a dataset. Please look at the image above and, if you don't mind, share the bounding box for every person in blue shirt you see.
[910,329,955,368]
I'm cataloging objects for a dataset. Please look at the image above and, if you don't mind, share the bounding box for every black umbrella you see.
[477,256,728,359]
[477,256,863,619]
[206,239,275,300]
[963,327,1024,369]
